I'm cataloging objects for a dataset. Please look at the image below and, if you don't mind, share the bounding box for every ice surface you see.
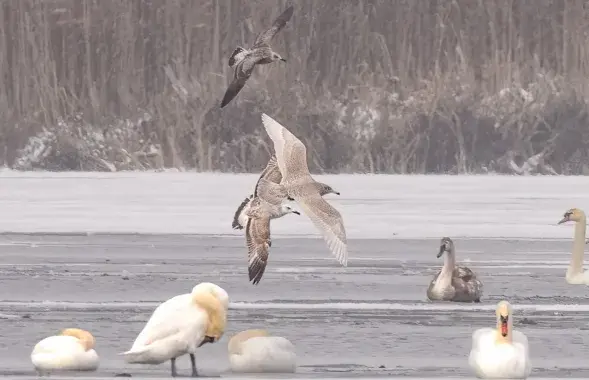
[1,172,588,239]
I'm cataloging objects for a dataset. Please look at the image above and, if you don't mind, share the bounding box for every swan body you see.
[228,329,296,373]
[558,208,589,284]
[122,282,229,377]
[427,237,483,302]
[31,328,99,374]
[469,300,531,379]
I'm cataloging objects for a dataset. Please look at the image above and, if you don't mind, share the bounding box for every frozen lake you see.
[1,172,589,378]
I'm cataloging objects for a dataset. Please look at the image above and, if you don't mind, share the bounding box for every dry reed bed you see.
[1,0,589,174]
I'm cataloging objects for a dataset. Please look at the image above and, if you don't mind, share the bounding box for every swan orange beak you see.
[500,315,508,337]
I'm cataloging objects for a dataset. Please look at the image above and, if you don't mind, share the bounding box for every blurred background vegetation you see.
[1,0,589,174]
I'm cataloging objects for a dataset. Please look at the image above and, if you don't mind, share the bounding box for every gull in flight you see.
[255,113,348,269]
[220,5,294,108]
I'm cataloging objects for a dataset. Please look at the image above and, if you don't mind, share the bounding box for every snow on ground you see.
[0,171,587,239]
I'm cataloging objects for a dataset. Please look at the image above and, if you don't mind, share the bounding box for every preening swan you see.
[31,328,99,374]
[122,282,229,377]
[228,329,296,373]
[469,300,531,379]
[558,208,589,284]
[427,237,483,303]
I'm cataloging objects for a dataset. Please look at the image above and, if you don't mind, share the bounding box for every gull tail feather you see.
[232,195,253,229]
[228,46,245,67]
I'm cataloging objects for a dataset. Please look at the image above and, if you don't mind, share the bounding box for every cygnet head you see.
[228,329,269,355]
[281,204,300,215]
[60,328,95,351]
[437,237,454,258]
[317,182,340,196]
[495,300,512,338]
[558,208,586,224]
[272,52,287,62]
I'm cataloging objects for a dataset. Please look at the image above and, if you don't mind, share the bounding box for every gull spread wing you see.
[296,192,348,266]
[252,6,294,48]
[254,155,282,197]
[245,216,271,285]
[261,113,310,180]
[221,57,256,108]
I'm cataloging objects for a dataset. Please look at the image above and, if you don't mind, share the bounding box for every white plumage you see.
[228,329,296,373]
[122,282,229,377]
[469,300,531,379]
[31,328,99,374]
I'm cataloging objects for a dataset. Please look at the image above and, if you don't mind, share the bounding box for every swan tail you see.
[228,47,245,67]
[232,195,253,230]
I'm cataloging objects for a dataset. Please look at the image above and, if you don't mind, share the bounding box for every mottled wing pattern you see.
[260,113,309,180]
[220,57,257,108]
[451,266,483,302]
[453,266,476,282]
[256,178,288,206]
[254,156,282,197]
[252,6,294,48]
[245,216,271,285]
[296,192,348,266]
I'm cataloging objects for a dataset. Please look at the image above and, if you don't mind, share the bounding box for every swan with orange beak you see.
[468,300,531,379]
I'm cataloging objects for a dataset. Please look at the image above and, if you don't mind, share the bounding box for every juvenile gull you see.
[255,113,348,267]
[232,156,298,230]
[220,5,294,108]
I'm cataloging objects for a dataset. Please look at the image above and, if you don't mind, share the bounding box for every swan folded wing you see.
[453,266,477,281]
[470,327,495,350]
[512,330,529,349]
[130,295,202,349]
[296,193,348,266]
[246,217,271,284]
[33,336,84,355]
[260,113,308,179]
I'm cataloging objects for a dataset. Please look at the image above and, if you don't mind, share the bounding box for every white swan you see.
[469,300,531,379]
[427,237,483,302]
[122,282,229,377]
[228,329,296,373]
[558,208,589,284]
[31,328,99,374]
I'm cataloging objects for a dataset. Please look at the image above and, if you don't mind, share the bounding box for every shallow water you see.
[0,234,588,378]
[1,172,589,378]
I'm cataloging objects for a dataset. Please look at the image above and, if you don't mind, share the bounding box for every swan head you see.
[316,182,340,196]
[191,283,228,344]
[495,300,512,342]
[281,204,300,215]
[228,329,269,355]
[558,208,586,224]
[437,237,454,258]
[60,328,95,351]
[192,282,229,311]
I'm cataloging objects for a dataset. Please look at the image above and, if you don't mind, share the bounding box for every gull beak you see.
[334,191,341,195]
[292,210,300,215]
[280,58,287,62]
[558,215,570,225]
[436,245,445,258]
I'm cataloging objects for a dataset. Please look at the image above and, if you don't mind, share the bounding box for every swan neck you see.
[441,249,456,276]
[568,216,587,279]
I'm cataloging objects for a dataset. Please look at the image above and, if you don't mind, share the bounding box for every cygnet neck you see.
[568,214,587,281]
